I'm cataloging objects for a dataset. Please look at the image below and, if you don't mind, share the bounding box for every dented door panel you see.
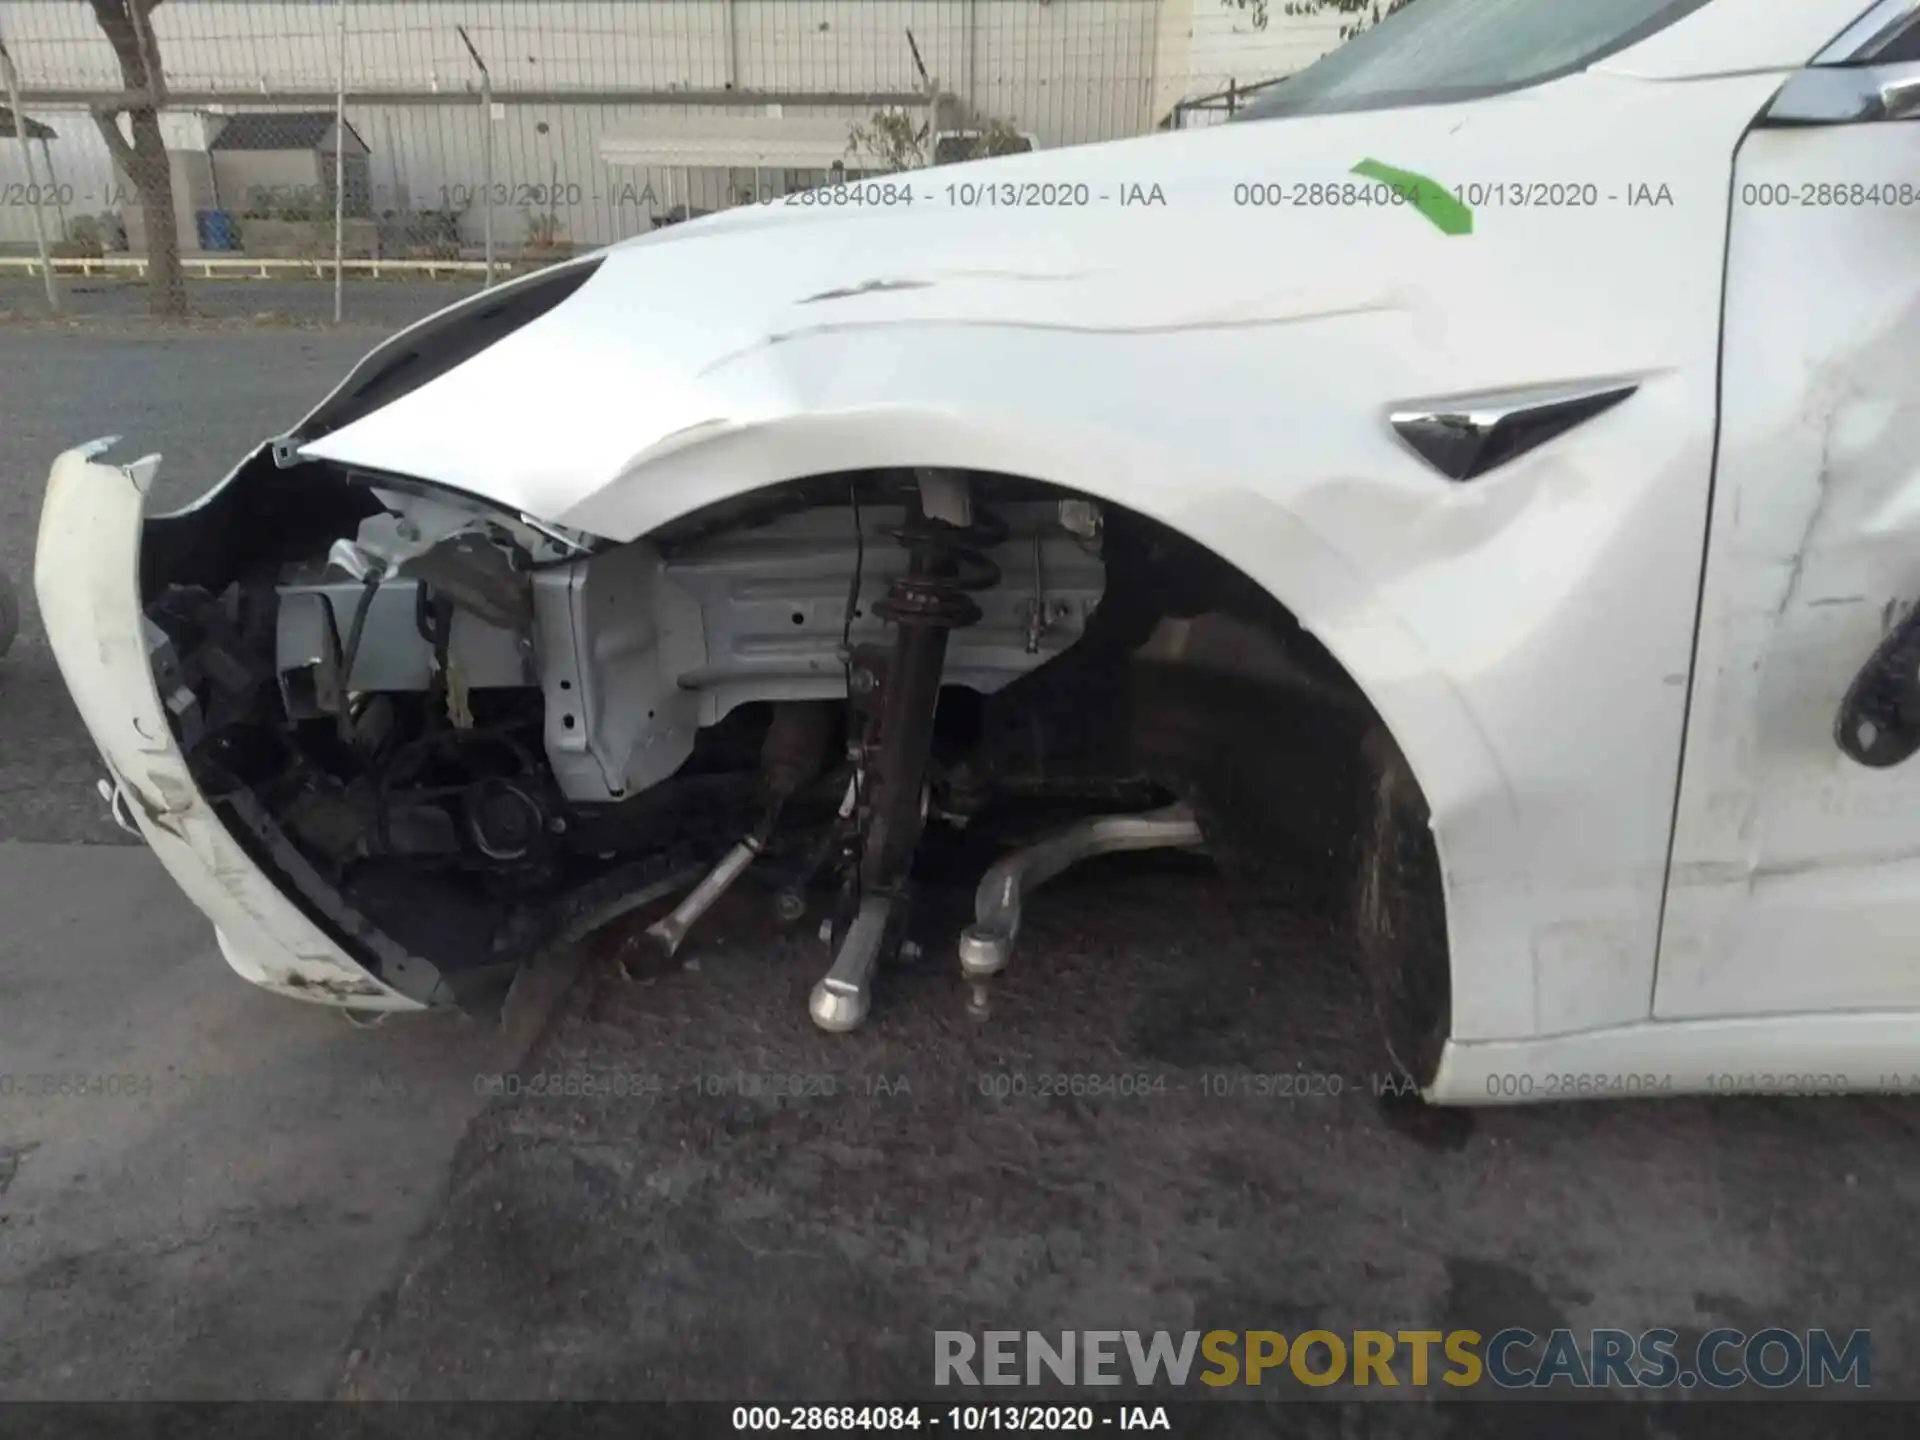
[1658,117,1920,1017]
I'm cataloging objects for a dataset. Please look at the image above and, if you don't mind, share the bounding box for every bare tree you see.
[846,27,1033,176]
[86,0,186,316]
[847,108,1030,173]
[846,108,929,173]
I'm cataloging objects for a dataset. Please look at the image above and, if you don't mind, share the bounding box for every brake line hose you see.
[333,565,386,745]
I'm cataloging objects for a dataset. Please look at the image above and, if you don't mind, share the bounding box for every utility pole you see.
[0,30,60,313]
[457,25,493,287]
[333,0,347,322]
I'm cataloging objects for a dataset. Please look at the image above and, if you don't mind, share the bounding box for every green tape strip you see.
[1351,158,1474,236]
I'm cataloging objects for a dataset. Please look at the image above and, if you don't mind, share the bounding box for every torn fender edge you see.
[34,441,430,1013]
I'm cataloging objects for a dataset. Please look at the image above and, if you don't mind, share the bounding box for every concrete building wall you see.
[0,109,202,252]
[119,148,217,255]
[0,0,1341,251]
[1,1,1164,114]
[1184,0,1345,98]
[215,150,329,213]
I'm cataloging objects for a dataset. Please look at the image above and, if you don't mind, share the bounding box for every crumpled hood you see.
[292,98,1507,523]
[290,60,1765,530]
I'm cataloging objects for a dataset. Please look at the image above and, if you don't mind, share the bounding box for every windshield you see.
[1234,0,1717,120]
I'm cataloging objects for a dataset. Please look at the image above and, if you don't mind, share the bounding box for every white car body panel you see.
[1431,1010,1920,1104]
[1657,109,1920,1017]
[36,0,1920,1098]
[300,64,1789,1045]
[34,443,425,1012]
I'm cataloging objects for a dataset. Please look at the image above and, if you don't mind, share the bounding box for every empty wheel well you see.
[1353,725,1451,1086]
[138,452,1453,1051]
[1123,545,1452,1087]
[656,467,1454,1076]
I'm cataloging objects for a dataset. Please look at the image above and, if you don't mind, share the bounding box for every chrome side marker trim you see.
[1390,381,1639,482]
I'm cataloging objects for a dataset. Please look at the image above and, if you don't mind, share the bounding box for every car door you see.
[1657,0,1920,1018]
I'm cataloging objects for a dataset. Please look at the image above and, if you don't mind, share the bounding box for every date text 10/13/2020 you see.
[731,1406,1173,1432]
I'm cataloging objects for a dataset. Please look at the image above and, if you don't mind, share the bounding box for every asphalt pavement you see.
[0,839,517,1399]
[2,296,1919,1427]
[0,287,537,1402]
[0,273,483,331]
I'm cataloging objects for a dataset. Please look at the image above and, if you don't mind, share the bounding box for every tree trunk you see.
[125,108,185,316]
[86,0,187,318]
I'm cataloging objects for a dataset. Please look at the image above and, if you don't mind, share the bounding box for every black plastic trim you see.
[1392,385,1638,483]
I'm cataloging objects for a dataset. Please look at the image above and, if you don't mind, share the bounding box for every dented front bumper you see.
[34,441,423,1012]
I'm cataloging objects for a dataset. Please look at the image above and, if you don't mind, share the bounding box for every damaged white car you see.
[35,0,1920,1102]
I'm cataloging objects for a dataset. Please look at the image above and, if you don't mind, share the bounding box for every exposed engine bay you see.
[141,454,1406,1036]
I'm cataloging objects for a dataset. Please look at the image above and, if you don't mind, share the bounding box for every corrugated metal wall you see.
[0,0,1337,256]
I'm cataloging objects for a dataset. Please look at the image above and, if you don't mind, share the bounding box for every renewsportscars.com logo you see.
[933,1328,1872,1391]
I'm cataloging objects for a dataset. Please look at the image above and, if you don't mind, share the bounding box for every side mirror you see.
[1760,58,1920,125]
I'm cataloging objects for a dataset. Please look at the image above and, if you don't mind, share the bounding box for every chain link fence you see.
[1164,74,1284,129]
[0,0,1336,319]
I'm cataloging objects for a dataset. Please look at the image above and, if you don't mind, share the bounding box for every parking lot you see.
[3,280,1920,1426]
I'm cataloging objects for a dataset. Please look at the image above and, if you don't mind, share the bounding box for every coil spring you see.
[876,504,1010,630]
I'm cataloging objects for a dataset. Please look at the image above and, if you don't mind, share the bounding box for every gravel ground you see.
[332,867,1920,1420]
[0,841,524,1403]
[4,313,1920,1427]
[0,305,416,844]
[0,274,484,330]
